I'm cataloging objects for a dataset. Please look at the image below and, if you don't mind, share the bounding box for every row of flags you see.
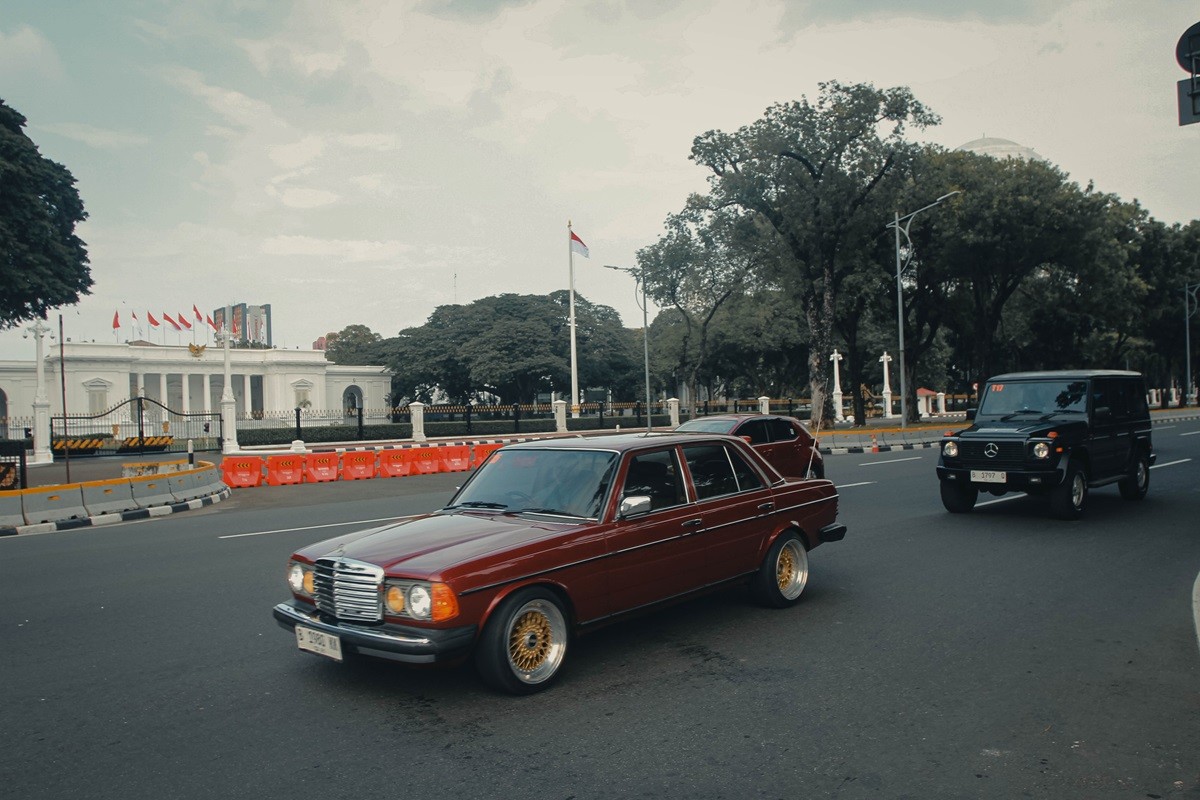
[112,305,236,335]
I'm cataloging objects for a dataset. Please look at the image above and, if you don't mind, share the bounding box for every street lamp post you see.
[23,317,54,464]
[605,265,653,433]
[1186,281,1200,406]
[885,191,961,428]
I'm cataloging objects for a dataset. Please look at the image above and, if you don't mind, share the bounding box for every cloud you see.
[261,234,413,262]
[36,122,151,149]
[0,23,64,82]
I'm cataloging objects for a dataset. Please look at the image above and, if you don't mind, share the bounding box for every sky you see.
[1,0,1196,361]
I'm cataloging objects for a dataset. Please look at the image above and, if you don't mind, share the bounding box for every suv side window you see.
[766,418,797,442]
[738,419,771,444]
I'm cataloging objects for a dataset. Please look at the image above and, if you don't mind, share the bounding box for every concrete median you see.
[81,479,138,517]
[20,484,90,525]
[129,474,179,509]
[0,491,26,528]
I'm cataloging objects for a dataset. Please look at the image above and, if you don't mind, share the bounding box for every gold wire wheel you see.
[505,597,567,683]
[774,538,809,600]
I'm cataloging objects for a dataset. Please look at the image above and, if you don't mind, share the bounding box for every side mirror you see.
[619,495,652,518]
[965,408,977,421]
[1094,406,1111,420]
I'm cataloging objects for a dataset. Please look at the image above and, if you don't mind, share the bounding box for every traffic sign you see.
[1177,21,1200,73]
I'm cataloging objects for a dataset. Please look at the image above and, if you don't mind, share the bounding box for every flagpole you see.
[568,221,580,419]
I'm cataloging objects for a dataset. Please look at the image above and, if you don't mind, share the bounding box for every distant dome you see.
[955,136,1046,162]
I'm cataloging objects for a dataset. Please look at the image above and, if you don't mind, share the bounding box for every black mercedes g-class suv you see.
[936,370,1155,519]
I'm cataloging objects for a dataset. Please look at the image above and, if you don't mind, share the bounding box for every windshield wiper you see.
[1000,409,1042,420]
[515,507,584,518]
[443,501,508,510]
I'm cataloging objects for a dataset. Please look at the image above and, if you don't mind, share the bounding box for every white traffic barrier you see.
[80,479,138,517]
[128,474,177,509]
[0,491,25,528]
[20,484,89,525]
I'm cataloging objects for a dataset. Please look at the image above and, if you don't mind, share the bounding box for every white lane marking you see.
[834,481,877,489]
[219,515,414,540]
[857,456,924,466]
[1180,431,1199,437]
[1151,459,1192,469]
[1193,570,1200,658]
[1155,425,1177,430]
[976,495,1024,507]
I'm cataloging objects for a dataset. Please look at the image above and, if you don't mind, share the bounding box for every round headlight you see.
[1033,442,1050,459]
[943,441,959,458]
[385,585,406,614]
[288,563,308,594]
[408,585,432,619]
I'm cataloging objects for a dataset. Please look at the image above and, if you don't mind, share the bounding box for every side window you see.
[1092,379,1114,420]
[766,418,797,442]
[726,446,767,491]
[683,444,739,500]
[622,449,686,511]
[738,419,770,444]
[1128,380,1149,417]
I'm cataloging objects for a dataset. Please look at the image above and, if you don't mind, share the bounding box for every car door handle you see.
[681,518,703,528]
[758,502,775,511]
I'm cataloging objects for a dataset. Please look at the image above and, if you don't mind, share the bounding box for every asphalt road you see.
[3,420,1198,799]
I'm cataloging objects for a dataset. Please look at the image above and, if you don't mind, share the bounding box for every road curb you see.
[0,487,232,538]
[1193,569,1200,658]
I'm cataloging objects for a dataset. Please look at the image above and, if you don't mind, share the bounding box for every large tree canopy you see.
[323,324,383,365]
[0,99,91,329]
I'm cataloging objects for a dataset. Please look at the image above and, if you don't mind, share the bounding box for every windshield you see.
[676,419,737,434]
[978,380,1088,417]
[447,448,617,519]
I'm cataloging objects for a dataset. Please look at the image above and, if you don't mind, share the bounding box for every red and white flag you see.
[569,230,589,258]
[206,314,217,331]
[193,304,203,322]
[177,311,192,330]
[163,312,181,331]
[147,312,160,328]
[112,310,120,329]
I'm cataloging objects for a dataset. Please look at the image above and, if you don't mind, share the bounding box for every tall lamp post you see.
[1186,281,1200,406]
[885,191,961,428]
[604,265,653,433]
[23,317,55,464]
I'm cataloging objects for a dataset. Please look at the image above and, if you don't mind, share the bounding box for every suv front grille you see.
[955,440,1026,468]
[313,557,383,622]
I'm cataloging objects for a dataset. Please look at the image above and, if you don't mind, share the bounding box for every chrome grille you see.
[313,557,383,622]
[955,440,1026,468]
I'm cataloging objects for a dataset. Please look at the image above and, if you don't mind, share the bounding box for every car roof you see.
[988,370,1143,381]
[679,413,796,423]
[501,432,747,453]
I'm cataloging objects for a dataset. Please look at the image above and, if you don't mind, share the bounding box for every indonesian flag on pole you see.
[193,304,203,322]
[206,314,217,331]
[112,310,120,329]
[570,230,589,258]
[177,311,192,330]
[163,312,181,331]
[147,312,160,328]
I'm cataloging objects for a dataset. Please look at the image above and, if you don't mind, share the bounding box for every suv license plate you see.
[970,470,1006,484]
[296,625,343,662]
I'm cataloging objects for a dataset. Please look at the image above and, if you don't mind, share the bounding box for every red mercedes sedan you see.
[273,432,845,694]
[675,414,825,479]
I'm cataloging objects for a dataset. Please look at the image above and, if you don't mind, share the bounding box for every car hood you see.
[956,418,1088,439]
[292,511,587,578]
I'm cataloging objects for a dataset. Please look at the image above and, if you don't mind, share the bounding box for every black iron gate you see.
[51,397,223,457]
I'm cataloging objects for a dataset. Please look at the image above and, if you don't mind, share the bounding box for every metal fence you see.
[1,415,35,441]
[50,397,223,457]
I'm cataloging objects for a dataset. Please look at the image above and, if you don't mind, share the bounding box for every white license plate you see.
[295,625,343,662]
[970,470,1007,484]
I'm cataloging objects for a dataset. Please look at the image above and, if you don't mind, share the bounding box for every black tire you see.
[1049,458,1087,520]
[940,480,978,513]
[1118,453,1150,501]
[751,531,809,608]
[475,587,569,695]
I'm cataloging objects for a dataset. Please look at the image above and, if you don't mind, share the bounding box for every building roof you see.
[955,136,1046,162]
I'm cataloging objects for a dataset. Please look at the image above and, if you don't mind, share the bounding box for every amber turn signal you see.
[430,583,459,622]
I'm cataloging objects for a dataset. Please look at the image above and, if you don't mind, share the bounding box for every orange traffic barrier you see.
[472,443,504,467]
[441,445,471,472]
[378,449,413,478]
[305,453,339,483]
[266,454,305,486]
[405,447,441,475]
[342,451,376,480]
[222,456,264,488]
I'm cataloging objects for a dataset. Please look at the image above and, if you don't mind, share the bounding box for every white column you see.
[937,391,947,415]
[26,319,53,464]
[668,398,680,426]
[830,350,844,422]
[202,374,212,413]
[181,374,191,414]
[410,401,426,442]
[136,372,146,397]
[758,396,770,414]
[220,306,240,454]
[879,352,895,418]
[553,399,567,432]
[242,373,252,416]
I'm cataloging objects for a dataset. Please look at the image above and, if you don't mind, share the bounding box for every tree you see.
[0,99,91,328]
[323,324,383,365]
[689,81,939,424]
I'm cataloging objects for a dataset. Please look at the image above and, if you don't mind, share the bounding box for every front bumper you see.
[273,601,476,664]
[936,464,1063,492]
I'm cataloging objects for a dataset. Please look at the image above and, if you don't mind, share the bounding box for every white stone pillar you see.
[136,372,146,397]
[553,399,567,432]
[879,352,895,418]
[220,309,239,454]
[937,391,947,415]
[158,373,168,405]
[181,374,191,414]
[409,402,426,442]
[202,374,212,413]
[26,318,53,464]
[668,398,680,427]
[758,396,770,414]
[830,349,844,422]
[242,373,252,416]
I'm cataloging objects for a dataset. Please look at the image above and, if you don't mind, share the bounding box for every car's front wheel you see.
[1118,453,1150,501]
[940,480,978,513]
[1049,458,1087,520]
[751,531,809,608]
[476,587,569,695]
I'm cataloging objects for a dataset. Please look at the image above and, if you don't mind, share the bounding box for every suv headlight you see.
[1032,441,1050,459]
[943,441,959,458]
